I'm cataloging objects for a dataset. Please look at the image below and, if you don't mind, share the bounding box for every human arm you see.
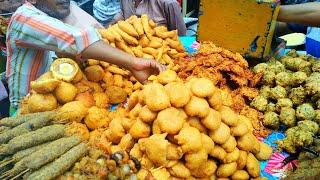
[162,0,187,36]
[81,40,166,83]
[278,2,320,27]
[10,11,165,83]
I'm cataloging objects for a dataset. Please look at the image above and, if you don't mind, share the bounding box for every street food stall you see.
[0,0,319,179]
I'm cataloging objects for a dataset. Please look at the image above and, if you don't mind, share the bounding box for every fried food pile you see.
[174,41,270,138]
[0,113,88,179]
[175,41,261,88]
[87,70,273,179]
[98,14,186,70]
[21,58,142,131]
[251,50,320,153]
[277,120,319,154]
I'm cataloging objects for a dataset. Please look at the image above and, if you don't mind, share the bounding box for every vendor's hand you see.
[130,58,166,84]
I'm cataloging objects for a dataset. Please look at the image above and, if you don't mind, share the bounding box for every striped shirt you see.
[6,2,101,108]
[93,0,121,25]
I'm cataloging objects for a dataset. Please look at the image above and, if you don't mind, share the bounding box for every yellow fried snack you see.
[84,65,105,82]
[187,117,207,134]
[201,133,215,154]
[221,136,237,153]
[149,40,162,49]
[157,107,186,135]
[115,40,134,55]
[139,35,150,48]
[98,29,115,42]
[100,61,110,68]
[144,133,168,166]
[219,106,238,127]
[113,74,124,87]
[254,141,272,160]
[165,82,191,108]
[223,147,240,164]
[191,78,215,98]
[237,150,248,170]
[107,65,130,76]
[230,120,249,137]
[118,134,135,151]
[126,15,138,24]
[30,72,60,94]
[130,144,143,159]
[139,105,157,123]
[201,108,222,131]
[191,160,218,178]
[184,96,210,118]
[65,122,90,141]
[141,14,153,39]
[113,24,139,45]
[168,162,191,179]
[56,101,88,122]
[102,71,114,87]
[158,69,178,85]
[237,133,260,154]
[239,115,254,133]
[154,26,170,39]
[142,47,158,58]
[185,148,208,170]
[107,25,123,41]
[166,38,185,52]
[209,145,227,162]
[105,118,125,143]
[151,168,170,180]
[93,92,109,109]
[216,162,237,178]
[149,19,156,28]
[209,122,231,144]
[174,126,202,153]
[87,59,100,66]
[27,93,58,113]
[129,103,142,119]
[132,46,144,58]
[129,119,151,139]
[118,20,139,37]
[166,143,183,160]
[145,82,171,111]
[71,69,83,84]
[128,90,140,110]
[84,106,109,130]
[152,118,162,134]
[132,17,144,36]
[143,53,154,59]
[54,82,77,104]
[121,117,136,132]
[105,86,128,104]
[231,170,250,180]
[208,89,223,110]
[246,153,260,178]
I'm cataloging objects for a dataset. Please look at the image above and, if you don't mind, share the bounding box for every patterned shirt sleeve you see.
[10,11,101,55]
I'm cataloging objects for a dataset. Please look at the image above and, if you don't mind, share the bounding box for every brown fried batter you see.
[240,106,271,138]
[175,42,258,88]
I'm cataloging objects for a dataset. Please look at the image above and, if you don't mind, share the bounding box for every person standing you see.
[93,0,121,26]
[112,0,187,36]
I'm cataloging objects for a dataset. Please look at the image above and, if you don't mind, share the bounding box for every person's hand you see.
[130,58,166,84]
